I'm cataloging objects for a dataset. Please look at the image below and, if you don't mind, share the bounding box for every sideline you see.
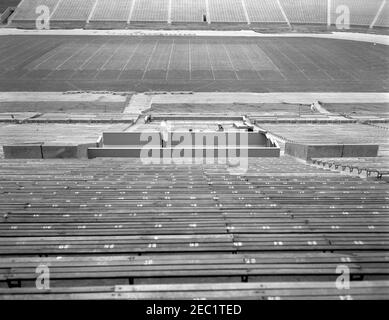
[0,28,388,45]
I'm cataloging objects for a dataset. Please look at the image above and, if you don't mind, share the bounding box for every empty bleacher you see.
[10,0,59,22]
[0,156,388,299]
[8,0,389,28]
[2,281,388,300]
[0,0,20,13]
[281,0,327,24]
[312,156,389,178]
[259,123,389,156]
[208,0,247,23]
[331,0,382,27]
[375,0,389,28]
[90,0,133,22]
[245,0,286,24]
[50,0,95,22]
[171,0,207,23]
[131,0,169,22]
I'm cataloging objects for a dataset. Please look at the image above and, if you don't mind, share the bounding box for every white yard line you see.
[205,42,216,81]
[54,43,89,70]
[222,44,240,80]
[117,40,143,80]
[188,39,192,80]
[165,39,175,80]
[141,40,159,80]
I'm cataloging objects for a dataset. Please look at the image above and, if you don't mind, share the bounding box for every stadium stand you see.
[208,0,247,23]
[331,0,383,27]
[375,0,389,27]
[131,0,169,22]
[245,0,286,24]
[50,0,96,21]
[1,282,389,299]
[171,0,207,23]
[90,0,133,22]
[0,156,388,299]
[259,123,389,150]
[10,0,59,22]
[0,0,20,13]
[245,0,287,24]
[8,0,389,28]
[312,156,389,178]
[280,0,327,24]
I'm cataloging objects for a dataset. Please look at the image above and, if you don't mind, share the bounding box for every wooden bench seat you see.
[1,281,388,300]
[0,157,387,299]
[0,252,388,287]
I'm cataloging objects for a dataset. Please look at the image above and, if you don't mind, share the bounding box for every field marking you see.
[0,35,32,52]
[2,38,53,71]
[311,42,361,81]
[165,39,175,80]
[77,41,110,71]
[54,43,89,71]
[117,40,143,79]
[238,44,263,80]
[222,44,240,80]
[204,42,216,81]
[31,42,72,70]
[255,44,287,80]
[280,41,335,81]
[267,42,312,81]
[96,40,128,74]
[0,38,49,66]
[310,43,359,81]
[141,40,159,80]
[188,39,192,80]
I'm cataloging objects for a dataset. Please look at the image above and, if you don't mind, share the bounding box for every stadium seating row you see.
[0,156,387,299]
[10,0,389,27]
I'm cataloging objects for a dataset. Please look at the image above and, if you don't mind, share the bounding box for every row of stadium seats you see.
[0,157,388,297]
[10,0,389,27]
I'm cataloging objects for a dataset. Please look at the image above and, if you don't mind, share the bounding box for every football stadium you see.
[0,0,388,302]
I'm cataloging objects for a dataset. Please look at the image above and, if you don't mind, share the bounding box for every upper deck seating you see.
[208,0,247,23]
[131,0,169,22]
[331,0,382,26]
[50,0,95,21]
[90,0,133,22]
[280,0,327,24]
[0,0,20,13]
[375,1,389,27]
[10,0,59,21]
[171,0,207,23]
[244,0,286,23]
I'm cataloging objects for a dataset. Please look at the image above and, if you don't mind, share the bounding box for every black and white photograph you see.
[0,0,388,312]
